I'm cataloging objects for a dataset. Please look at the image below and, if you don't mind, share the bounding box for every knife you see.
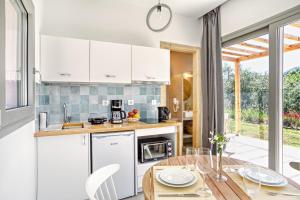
[158,193,200,197]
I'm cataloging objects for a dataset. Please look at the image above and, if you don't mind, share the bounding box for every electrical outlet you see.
[151,100,157,105]
[128,100,134,105]
[102,100,109,106]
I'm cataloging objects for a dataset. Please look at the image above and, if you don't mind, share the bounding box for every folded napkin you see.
[224,165,300,200]
[153,166,216,200]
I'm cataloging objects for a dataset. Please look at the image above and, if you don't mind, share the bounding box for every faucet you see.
[63,103,71,123]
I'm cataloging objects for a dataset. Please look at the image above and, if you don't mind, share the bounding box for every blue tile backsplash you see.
[36,83,161,126]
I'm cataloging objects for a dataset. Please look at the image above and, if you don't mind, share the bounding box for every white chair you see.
[86,164,120,200]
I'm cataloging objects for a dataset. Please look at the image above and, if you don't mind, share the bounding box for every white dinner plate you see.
[156,171,198,188]
[238,168,288,187]
[159,168,195,185]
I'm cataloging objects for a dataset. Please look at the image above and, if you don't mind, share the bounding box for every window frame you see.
[221,5,300,172]
[0,0,35,138]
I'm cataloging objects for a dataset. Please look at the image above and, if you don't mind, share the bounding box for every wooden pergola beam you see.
[284,33,300,41]
[290,22,300,29]
[222,51,247,57]
[237,43,300,61]
[222,56,237,62]
[224,47,258,54]
[239,42,268,51]
[253,37,269,44]
[234,61,241,134]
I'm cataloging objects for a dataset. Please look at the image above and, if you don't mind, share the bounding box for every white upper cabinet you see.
[41,35,89,82]
[132,45,170,84]
[90,41,131,83]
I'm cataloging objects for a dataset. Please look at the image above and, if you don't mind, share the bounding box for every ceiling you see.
[116,0,229,18]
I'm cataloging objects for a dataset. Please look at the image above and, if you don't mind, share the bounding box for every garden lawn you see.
[228,120,300,147]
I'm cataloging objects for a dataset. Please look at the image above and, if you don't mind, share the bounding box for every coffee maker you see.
[110,100,126,124]
[158,106,170,122]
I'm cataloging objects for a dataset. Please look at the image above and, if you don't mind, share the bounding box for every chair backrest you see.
[86,164,120,200]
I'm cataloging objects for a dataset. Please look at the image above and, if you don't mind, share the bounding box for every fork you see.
[267,191,300,196]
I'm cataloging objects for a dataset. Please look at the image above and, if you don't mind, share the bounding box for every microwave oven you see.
[138,137,174,163]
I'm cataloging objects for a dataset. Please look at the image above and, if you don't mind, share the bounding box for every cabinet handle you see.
[59,73,71,76]
[82,135,86,145]
[146,75,155,80]
[105,74,116,78]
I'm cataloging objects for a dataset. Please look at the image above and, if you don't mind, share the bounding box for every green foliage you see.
[241,108,268,124]
[223,65,300,129]
[209,132,230,153]
[283,67,300,113]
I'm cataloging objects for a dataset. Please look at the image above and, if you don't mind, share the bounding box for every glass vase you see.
[216,149,227,182]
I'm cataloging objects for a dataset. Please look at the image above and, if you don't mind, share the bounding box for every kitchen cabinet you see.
[90,41,131,83]
[132,45,170,84]
[41,35,90,82]
[37,134,90,200]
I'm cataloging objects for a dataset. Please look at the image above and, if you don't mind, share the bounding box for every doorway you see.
[160,42,201,151]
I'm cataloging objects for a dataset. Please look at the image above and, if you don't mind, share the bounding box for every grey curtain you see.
[201,7,224,147]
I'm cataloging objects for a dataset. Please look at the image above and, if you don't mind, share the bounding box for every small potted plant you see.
[209,131,230,182]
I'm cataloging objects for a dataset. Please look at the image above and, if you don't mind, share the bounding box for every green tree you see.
[283,67,300,113]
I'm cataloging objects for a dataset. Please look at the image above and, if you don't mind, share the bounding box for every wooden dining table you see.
[142,156,300,200]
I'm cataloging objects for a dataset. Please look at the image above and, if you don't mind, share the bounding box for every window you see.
[0,0,34,138]
[5,0,28,110]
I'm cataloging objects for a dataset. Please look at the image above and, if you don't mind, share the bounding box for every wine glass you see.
[185,147,197,171]
[242,164,261,197]
[224,134,236,172]
[195,148,213,198]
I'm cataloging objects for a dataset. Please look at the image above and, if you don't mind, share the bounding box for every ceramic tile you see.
[139,87,147,95]
[36,83,161,124]
[116,87,124,95]
[80,86,90,95]
[71,86,80,94]
[89,86,98,95]
[80,95,89,105]
[107,87,116,95]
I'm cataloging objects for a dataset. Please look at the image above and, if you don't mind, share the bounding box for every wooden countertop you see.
[35,120,182,137]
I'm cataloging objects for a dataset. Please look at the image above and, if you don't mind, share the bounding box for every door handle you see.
[59,73,71,76]
[82,135,86,145]
[146,75,155,80]
[105,74,116,78]
[93,133,133,139]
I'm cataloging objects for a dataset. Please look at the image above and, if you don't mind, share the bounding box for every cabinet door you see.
[37,134,90,200]
[41,35,89,82]
[132,45,170,83]
[90,41,131,83]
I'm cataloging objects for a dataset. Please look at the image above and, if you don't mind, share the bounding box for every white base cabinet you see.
[37,134,90,200]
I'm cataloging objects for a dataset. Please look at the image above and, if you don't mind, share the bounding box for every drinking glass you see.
[224,134,236,173]
[242,164,261,197]
[196,148,213,198]
[185,147,197,171]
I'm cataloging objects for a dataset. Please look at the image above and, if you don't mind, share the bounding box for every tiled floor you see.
[229,135,300,184]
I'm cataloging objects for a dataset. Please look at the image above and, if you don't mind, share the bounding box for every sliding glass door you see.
[222,9,300,185]
[281,19,300,184]
[222,33,270,167]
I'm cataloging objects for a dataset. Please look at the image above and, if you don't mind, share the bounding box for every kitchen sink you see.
[62,122,85,129]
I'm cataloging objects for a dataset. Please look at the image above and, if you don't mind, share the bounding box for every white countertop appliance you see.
[92,132,135,199]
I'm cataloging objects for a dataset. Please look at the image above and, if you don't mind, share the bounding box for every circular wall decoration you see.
[146,1,173,32]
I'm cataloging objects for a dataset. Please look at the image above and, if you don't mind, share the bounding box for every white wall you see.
[39,0,202,48]
[221,0,300,36]
[0,121,36,200]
